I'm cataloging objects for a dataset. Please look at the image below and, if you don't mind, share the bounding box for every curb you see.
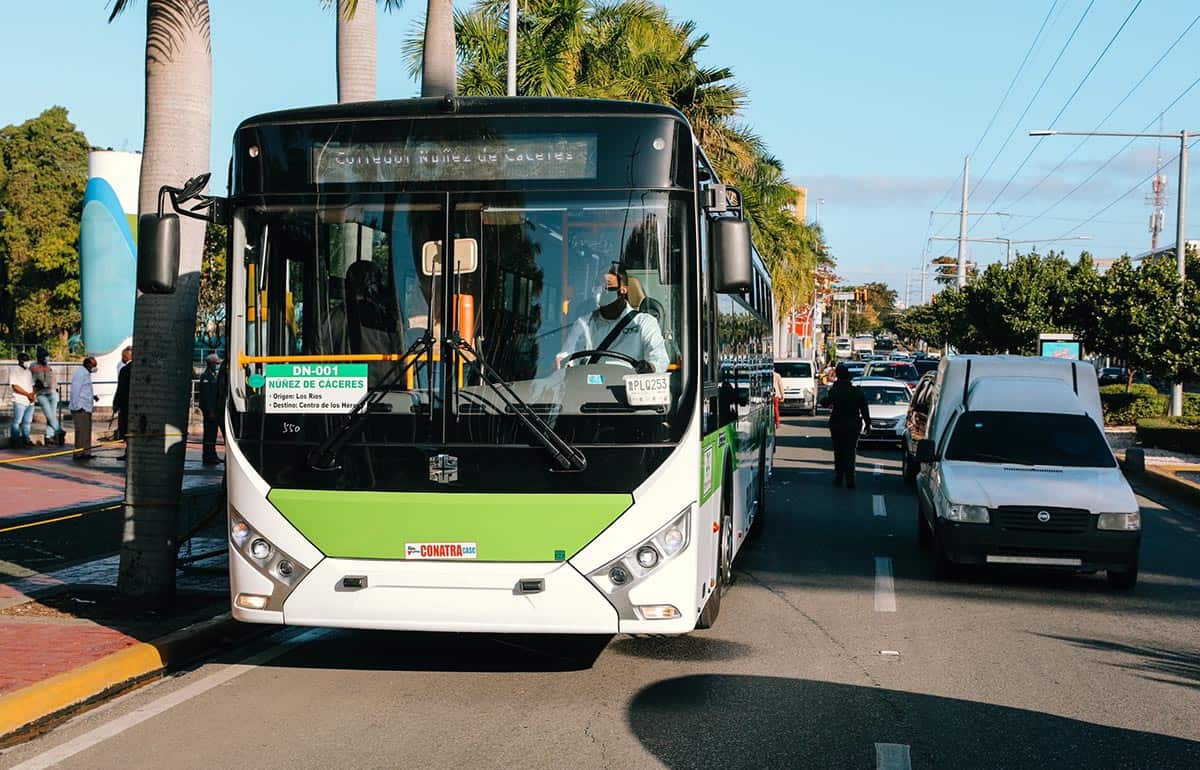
[1141,464,1200,506]
[0,611,265,747]
[0,482,223,532]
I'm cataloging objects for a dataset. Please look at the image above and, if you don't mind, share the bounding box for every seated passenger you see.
[557,266,669,373]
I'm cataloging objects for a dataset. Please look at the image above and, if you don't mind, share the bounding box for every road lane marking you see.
[11,628,330,770]
[873,495,887,518]
[874,556,896,612]
[874,463,882,476]
[875,743,912,770]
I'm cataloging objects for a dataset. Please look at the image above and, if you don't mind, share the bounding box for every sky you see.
[4,0,1199,303]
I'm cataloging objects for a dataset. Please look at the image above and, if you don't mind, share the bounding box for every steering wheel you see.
[562,349,643,369]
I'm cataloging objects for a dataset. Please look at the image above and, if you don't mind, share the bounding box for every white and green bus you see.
[148,97,775,633]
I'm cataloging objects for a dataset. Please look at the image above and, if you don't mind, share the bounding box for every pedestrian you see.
[772,368,783,428]
[8,352,36,447]
[199,353,223,465]
[113,347,132,460]
[819,363,870,488]
[116,345,132,373]
[30,347,65,446]
[69,355,98,461]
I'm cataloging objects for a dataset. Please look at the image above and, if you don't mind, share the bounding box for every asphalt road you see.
[4,416,1199,769]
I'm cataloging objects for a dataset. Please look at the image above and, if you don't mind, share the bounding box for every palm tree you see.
[109,0,212,601]
[325,0,406,103]
[423,0,458,96]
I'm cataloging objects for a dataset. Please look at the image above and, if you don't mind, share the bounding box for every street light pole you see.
[958,156,969,288]
[506,0,518,96]
[1032,128,1195,415]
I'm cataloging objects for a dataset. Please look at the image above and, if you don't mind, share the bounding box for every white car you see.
[853,377,910,444]
[774,359,817,416]
[913,356,1141,588]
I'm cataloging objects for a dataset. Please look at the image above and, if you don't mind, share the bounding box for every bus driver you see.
[557,266,670,373]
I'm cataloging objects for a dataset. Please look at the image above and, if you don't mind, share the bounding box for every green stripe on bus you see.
[267,489,633,562]
[700,424,736,504]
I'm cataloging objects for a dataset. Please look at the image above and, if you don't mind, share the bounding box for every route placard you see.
[264,363,368,413]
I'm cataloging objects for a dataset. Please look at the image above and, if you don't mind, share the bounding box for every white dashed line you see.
[874,556,896,612]
[875,742,912,769]
[873,495,887,518]
[874,463,883,476]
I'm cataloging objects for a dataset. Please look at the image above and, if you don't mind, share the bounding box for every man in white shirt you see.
[557,267,669,374]
[69,356,98,460]
[8,352,35,447]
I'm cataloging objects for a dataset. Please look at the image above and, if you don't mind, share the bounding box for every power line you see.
[971,0,1142,230]
[1003,10,1200,222]
[1054,136,1200,240]
[1007,72,1200,233]
[924,0,1063,242]
[966,0,1096,202]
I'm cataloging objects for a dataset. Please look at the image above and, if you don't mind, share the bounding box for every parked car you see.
[1098,367,1127,386]
[913,356,1141,588]
[853,377,911,444]
[863,361,921,391]
[901,371,938,483]
[775,359,818,416]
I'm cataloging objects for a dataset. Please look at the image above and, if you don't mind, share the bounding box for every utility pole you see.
[957,156,969,288]
[506,0,518,96]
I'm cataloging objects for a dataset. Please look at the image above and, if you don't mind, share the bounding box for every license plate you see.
[624,373,671,406]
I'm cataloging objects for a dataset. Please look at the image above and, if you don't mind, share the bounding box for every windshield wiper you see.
[451,335,587,472]
[307,334,434,471]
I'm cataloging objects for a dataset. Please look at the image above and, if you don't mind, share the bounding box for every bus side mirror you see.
[711,218,751,294]
[137,213,180,294]
[915,439,936,464]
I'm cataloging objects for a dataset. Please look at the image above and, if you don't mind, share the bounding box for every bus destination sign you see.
[312,135,598,183]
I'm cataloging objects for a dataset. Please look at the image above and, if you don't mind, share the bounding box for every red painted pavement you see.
[0,621,137,696]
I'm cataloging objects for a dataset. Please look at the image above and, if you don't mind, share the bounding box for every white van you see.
[774,359,817,416]
[913,356,1141,588]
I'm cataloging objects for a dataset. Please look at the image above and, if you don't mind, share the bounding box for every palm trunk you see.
[117,0,212,601]
[421,0,457,97]
[337,0,376,102]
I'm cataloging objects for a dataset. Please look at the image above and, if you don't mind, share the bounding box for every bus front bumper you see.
[268,558,620,634]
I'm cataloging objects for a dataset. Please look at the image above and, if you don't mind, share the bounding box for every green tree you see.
[0,107,89,345]
[196,223,226,331]
[961,252,1074,354]
[110,0,213,602]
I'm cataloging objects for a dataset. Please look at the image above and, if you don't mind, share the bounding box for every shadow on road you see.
[606,635,753,662]
[246,628,613,673]
[1034,633,1200,691]
[626,674,1200,769]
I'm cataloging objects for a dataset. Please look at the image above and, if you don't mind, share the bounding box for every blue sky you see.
[4,1,1199,301]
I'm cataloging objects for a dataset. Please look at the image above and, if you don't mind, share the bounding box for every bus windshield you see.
[235,191,692,446]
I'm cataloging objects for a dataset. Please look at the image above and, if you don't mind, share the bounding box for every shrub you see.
[1137,417,1200,454]
[1101,387,1166,425]
[1185,393,1200,417]
[1099,383,1158,397]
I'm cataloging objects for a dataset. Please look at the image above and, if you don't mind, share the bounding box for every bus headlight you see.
[588,505,693,619]
[229,511,311,610]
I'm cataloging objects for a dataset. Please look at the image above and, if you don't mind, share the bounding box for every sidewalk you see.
[0,439,239,745]
[0,438,223,525]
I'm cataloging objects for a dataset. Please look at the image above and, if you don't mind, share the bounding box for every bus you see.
[144,97,775,634]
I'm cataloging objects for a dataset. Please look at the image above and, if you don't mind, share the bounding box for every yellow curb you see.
[1144,465,1200,501]
[0,641,165,739]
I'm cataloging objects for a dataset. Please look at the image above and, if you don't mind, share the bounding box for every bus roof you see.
[236,96,689,132]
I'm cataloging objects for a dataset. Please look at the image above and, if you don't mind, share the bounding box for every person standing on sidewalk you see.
[113,348,132,460]
[8,352,36,447]
[819,363,870,488]
[69,355,98,461]
[199,353,223,465]
[30,347,65,446]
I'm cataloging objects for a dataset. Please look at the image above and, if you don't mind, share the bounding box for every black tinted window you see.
[775,363,812,378]
[867,363,919,381]
[945,411,1116,468]
[914,359,940,375]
